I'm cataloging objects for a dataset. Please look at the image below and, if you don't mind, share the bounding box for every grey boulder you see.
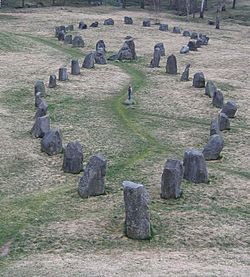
[221,101,237,118]
[82,53,95,69]
[41,128,63,156]
[202,134,224,160]
[63,141,83,174]
[205,80,217,98]
[212,90,224,108]
[31,115,50,138]
[193,72,205,88]
[166,54,177,74]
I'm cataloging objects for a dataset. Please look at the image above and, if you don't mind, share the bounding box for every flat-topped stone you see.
[63,141,83,174]
[166,54,177,74]
[203,134,224,160]
[205,80,217,98]
[31,115,50,138]
[193,72,205,88]
[221,101,237,118]
[212,90,224,108]
[41,128,62,156]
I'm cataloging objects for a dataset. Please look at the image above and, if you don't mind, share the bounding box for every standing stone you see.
[48,74,57,88]
[187,41,197,51]
[72,35,84,48]
[90,21,98,28]
[94,49,107,65]
[35,99,48,119]
[191,32,198,39]
[104,18,114,25]
[180,45,189,54]
[67,24,74,31]
[34,80,45,96]
[154,43,165,56]
[143,19,150,27]
[161,159,183,199]
[79,21,87,29]
[218,113,230,131]
[41,128,63,156]
[212,90,224,108]
[159,24,168,31]
[193,72,205,88]
[35,91,43,108]
[58,30,65,41]
[96,39,106,52]
[117,40,136,61]
[125,38,136,60]
[205,80,217,98]
[183,30,191,37]
[196,39,203,48]
[59,67,68,81]
[150,47,161,68]
[123,181,151,240]
[183,149,208,183]
[82,53,95,69]
[202,134,224,160]
[173,27,181,33]
[200,34,209,45]
[63,141,83,174]
[221,101,237,118]
[71,59,80,75]
[64,34,72,44]
[210,118,220,136]
[180,64,191,81]
[166,54,177,74]
[79,154,107,198]
[31,115,50,138]
[124,16,133,24]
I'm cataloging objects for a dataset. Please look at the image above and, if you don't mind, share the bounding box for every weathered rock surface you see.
[90,21,98,27]
[159,24,168,31]
[64,34,72,44]
[31,115,50,138]
[41,128,62,156]
[210,118,220,136]
[96,39,106,52]
[221,101,237,118]
[82,53,95,69]
[150,47,161,68]
[34,80,45,96]
[212,90,224,108]
[166,54,177,74]
[35,99,48,119]
[193,72,205,88]
[35,91,43,108]
[187,41,197,51]
[202,134,224,160]
[173,26,181,33]
[95,49,107,64]
[48,74,56,88]
[218,113,230,131]
[72,35,84,48]
[79,21,87,29]
[205,80,217,98]
[63,141,83,174]
[183,30,191,37]
[180,64,191,81]
[143,19,150,27]
[180,45,189,54]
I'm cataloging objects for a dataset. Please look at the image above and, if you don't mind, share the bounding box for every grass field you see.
[0,2,249,276]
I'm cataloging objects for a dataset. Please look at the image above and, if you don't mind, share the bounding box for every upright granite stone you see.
[221,101,237,118]
[58,30,65,41]
[117,39,136,61]
[150,47,161,68]
[34,80,45,96]
[166,54,177,74]
[124,16,133,24]
[35,99,48,119]
[63,141,83,174]
[191,32,198,39]
[79,21,87,29]
[35,91,42,108]
[95,49,107,64]
[123,181,151,240]
[180,64,191,81]
[161,159,183,199]
[193,72,205,88]
[72,35,84,48]
[210,118,220,136]
[104,18,114,25]
[205,80,217,98]
[126,38,136,59]
[79,154,107,198]
[71,59,80,75]
[212,90,224,108]
[96,39,106,52]
[31,115,50,138]
[64,34,72,44]
[82,53,95,68]
[183,30,191,37]
[90,21,98,28]
[180,45,189,54]
[143,19,150,27]
[187,41,197,51]
[202,134,224,160]
[218,113,230,131]
[159,24,168,31]
[173,26,181,33]
[59,67,68,81]
[48,74,57,88]
[41,128,62,155]
[183,149,208,183]
[154,42,165,56]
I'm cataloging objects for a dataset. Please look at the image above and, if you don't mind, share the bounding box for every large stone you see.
[125,38,136,59]
[173,26,181,33]
[90,21,98,28]
[187,41,197,51]
[166,54,177,74]
[96,39,106,52]
[31,115,50,138]
[221,101,237,118]
[79,21,87,29]
[71,59,80,75]
[218,113,230,131]
[143,19,150,27]
[150,47,161,68]
[183,30,191,37]
[212,90,224,108]
[72,35,84,48]
[94,49,107,64]
[35,99,48,119]
[154,42,165,56]
[196,39,203,48]
[180,64,191,81]
[205,80,217,98]
[193,72,205,88]
[64,34,72,44]
[183,149,208,183]
[104,18,114,25]
[159,24,168,31]
[79,154,107,198]
[180,45,189,54]
[191,32,198,39]
[63,141,83,174]
[82,53,95,69]
[35,91,43,108]
[58,30,65,41]
[41,128,62,156]
[124,16,133,24]
[202,134,224,160]
[34,80,45,96]
[210,118,220,136]
[48,74,56,88]
[161,159,183,199]
[117,39,136,61]
[123,181,151,240]
[58,67,68,81]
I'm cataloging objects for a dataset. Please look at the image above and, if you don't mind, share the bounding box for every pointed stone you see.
[221,101,237,118]
[31,115,50,138]
[48,74,57,88]
[41,128,62,156]
[212,90,224,108]
[71,59,80,75]
[180,64,191,81]
[82,53,95,69]
[63,141,83,174]
[202,134,224,160]
[35,99,48,119]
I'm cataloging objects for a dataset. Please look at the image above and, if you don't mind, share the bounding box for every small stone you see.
[123,181,151,240]
[124,16,133,24]
[173,26,181,34]
[79,154,107,198]
[221,101,237,118]
[183,30,191,37]
[48,75,57,88]
[82,53,95,69]
[210,118,220,136]
[72,35,84,48]
[143,19,150,27]
[117,39,136,61]
[154,42,165,56]
[63,141,83,174]
[90,21,98,28]
[205,80,217,98]
[58,67,68,81]
[196,39,203,48]
[187,41,197,51]
[159,24,168,31]
[79,21,87,29]
[35,99,48,119]
[166,54,177,74]
[125,38,136,59]
[202,134,224,160]
[200,34,209,45]
[64,34,72,44]
[71,59,80,75]
[107,53,118,61]
[212,90,224,108]
[104,18,114,25]
[34,80,45,96]
[193,72,205,88]
[180,64,191,81]
[31,115,50,138]
[218,113,230,131]
[180,45,189,54]
[41,128,63,156]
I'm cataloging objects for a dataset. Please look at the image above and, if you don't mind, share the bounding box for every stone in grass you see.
[187,41,197,51]
[79,21,87,29]
[154,42,165,56]
[58,30,65,41]
[180,64,191,81]
[67,24,74,31]
[95,49,107,65]
[125,38,136,60]
[90,21,98,28]
[161,159,183,199]
[218,113,230,131]
[159,24,168,31]
[35,91,42,108]
[150,47,161,68]
[221,101,237,118]
[34,80,45,96]
[41,128,62,156]
[180,46,189,54]
[210,118,220,136]
[96,39,106,52]
[122,181,151,240]
[72,35,84,48]
[166,54,177,74]
[48,74,57,88]
[82,53,95,69]
[183,149,208,183]
[212,90,224,108]
[64,34,72,44]
[71,59,80,75]
[196,39,203,48]
[191,32,198,39]
[143,19,150,27]
[31,115,50,138]
[202,134,224,160]
[35,99,48,119]
[205,80,217,98]
[183,30,191,37]
[104,18,114,25]
[117,43,133,61]
[79,154,107,198]
[124,16,133,24]
[193,72,205,88]
[58,67,68,81]
[63,141,83,174]
[173,26,181,34]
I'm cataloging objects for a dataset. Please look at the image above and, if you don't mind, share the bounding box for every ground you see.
[0,3,249,276]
